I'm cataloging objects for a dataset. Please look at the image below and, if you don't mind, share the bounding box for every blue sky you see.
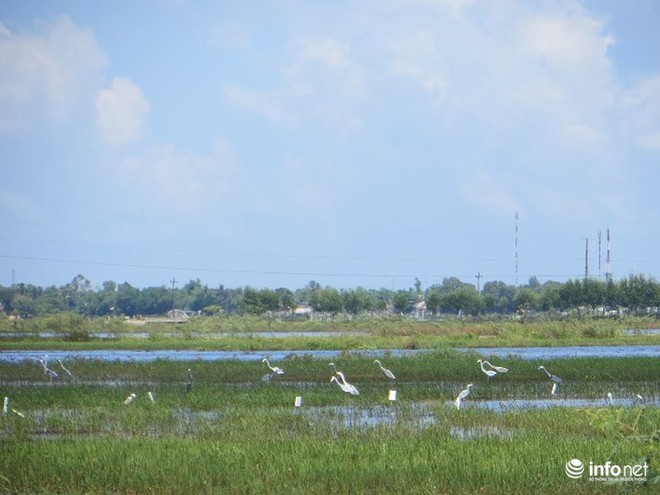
[1,0,659,291]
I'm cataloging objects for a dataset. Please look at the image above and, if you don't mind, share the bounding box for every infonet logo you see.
[565,459,584,479]
[565,458,649,482]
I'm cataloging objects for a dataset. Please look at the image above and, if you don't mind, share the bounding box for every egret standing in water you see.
[374,359,396,380]
[477,359,497,378]
[123,393,137,405]
[455,384,473,410]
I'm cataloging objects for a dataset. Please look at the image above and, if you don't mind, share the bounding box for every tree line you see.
[0,274,659,319]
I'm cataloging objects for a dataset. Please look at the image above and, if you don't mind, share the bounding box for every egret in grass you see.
[607,392,614,405]
[123,393,137,405]
[455,384,473,410]
[262,358,285,382]
[374,359,396,380]
[477,359,497,378]
[331,371,360,396]
[539,366,563,397]
[148,391,155,403]
[328,362,339,374]
[538,366,563,383]
[186,368,193,393]
[57,359,72,377]
[483,360,508,373]
[550,382,559,397]
[38,359,58,381]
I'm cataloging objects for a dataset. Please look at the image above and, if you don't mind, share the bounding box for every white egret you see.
[607,392,614,405]
[332,371,360,396]
[39,359,58,381]
[374,359,396,380]
[186,368,193,393]
[4,397,24,417]
[483,360,508,373]
[262,358,285,382]
[262,358,284,375]
[455,384,473,410]
[57,359,72,377]
[477,359,497,378]
[539,366,562,397]
[123,393,137,405]
[550,382,559,397]
[328,362,339,373]
[538,366,563,383]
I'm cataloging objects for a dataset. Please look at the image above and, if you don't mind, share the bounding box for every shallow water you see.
[1,345,658,363]
[450,396,659,412]
[0,331,369,339]
[470,345,660,359]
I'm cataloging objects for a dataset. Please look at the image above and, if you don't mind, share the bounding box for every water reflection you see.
[446,396,659,412]
[301,404,435,429]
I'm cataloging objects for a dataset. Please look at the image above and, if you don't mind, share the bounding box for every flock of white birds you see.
[4,354,646,417]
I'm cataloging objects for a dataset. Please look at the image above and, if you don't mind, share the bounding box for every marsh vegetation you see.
[1,351,658,494]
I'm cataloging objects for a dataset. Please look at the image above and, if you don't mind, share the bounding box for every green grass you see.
[1,315,659,351]
[0,354,658,494]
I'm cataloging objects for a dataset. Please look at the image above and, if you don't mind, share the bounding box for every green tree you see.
[342,287,375,315]
[392,290,410,314]
[276,288,295,311]
[310,287,343,313]
[116,282,140,316]
[481,281,515,314]
[425,287,442,315]
[513,288,540,312]
[240,287,264,315]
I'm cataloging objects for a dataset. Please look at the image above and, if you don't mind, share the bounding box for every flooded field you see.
[1,344,658,363]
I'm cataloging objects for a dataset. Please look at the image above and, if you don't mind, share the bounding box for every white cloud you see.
[95,77,150,147]
[0,16,107,132]
[460,170,520,215]
[520,14,613,70]
[116,137,241,216]
[624,75,660,151]
[222,83,294,124]
[0,189,42,221]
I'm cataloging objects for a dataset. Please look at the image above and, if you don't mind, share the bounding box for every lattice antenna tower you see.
[514,212,519,286]
[605,228,612,282]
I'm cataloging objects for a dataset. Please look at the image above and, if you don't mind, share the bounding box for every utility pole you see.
[584,238,589,282]
[598,230,602,279]
[170,277,177,321]
[475,272,482,292]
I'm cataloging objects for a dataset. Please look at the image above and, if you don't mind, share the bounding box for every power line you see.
[0,253,592,282]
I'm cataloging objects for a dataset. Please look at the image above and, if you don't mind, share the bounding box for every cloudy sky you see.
[1,0,659,291]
